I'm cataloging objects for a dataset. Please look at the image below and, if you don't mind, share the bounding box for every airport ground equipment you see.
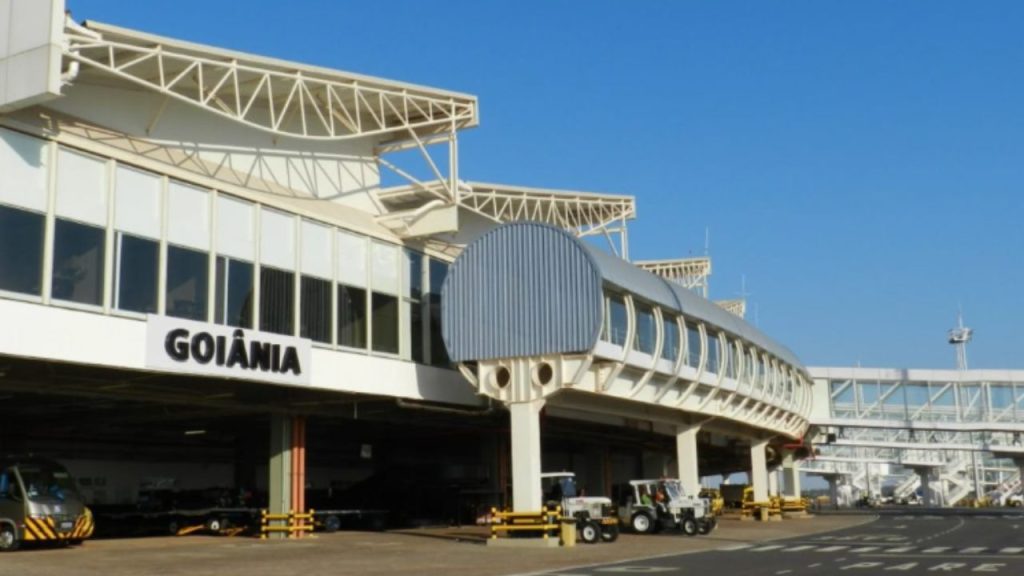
[541,472,618,544]
[0,457,94,551]
[614,479,714,536]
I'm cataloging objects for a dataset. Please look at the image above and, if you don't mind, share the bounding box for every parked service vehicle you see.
[0,457,94,551]
[541,472,618,544]
[614,479,715,536]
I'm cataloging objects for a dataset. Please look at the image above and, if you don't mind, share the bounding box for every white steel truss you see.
[715,299,747,319]
[634,258,712,297]
[62,19,478,142]
[376,180,636,256]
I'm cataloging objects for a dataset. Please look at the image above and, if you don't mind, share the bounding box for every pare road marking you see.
[839,562,1006,572]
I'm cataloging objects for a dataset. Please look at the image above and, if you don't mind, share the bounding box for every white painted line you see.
[718,544,752,551]
[807,563,821,568]
[999,547,1024,554]
[922,547,951,553]
[782,545,816,552]
[886,547,916,553]
[960,547,986,554]
[816,546,848,552]
[849,547,878,553]
[775,571,792,575]
[750,545,785,552]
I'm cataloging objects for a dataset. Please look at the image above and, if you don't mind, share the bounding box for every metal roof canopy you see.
[64,19,479,142]
[377,180,636,255]
[634,258,712,298]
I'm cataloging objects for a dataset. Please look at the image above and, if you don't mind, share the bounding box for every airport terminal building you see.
[0,1,852,548]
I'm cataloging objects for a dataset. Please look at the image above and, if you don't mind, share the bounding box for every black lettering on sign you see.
[162,326,302,377]
[191,332,215,364]
[165,329,190,362]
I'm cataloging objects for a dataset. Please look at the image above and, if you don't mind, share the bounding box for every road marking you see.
[718,544,752,551]
[960,547,986,554]
[596,568,674,573]
[783,545,817,552]
[807,563,822,568]
[750,545,785,552]
[886,546,916,553]
[850,547,879,553]
[998,547,1023,554]
[923,547,952,553]
[818,546,848,552]
[775,571,792,575]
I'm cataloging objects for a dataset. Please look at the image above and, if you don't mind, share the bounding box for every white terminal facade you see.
[0,0,1018,530]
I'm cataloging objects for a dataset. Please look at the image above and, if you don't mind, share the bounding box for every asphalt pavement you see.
[529,510,1024,576]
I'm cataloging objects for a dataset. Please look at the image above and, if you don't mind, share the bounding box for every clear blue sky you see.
[71,0,1024,370]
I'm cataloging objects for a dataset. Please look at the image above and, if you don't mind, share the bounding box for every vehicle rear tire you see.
[323,515,341,533]
[600,523,619,543]
[681,517,698,537]
[630,512,654,534]
[0,525,19,552]
[206,517,227,533]
[579,520,601,544]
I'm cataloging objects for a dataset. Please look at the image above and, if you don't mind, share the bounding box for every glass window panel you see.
[337,284,367,349]
[428,259,450,366]
[300,220,332,280]
[606,294,628,346]
[215,257,253,328]
[166,245,209,320]
[705,332,720,374]
[56,148,108,227]
[216,195,255,261]
[337,231,367,287]
[260,208,295,271]
[633,301,656,354]
[167,181,210,250]
[406,250,424,363]
[114,233,158,314]
[0,205,44,295]
[990,385,1014,411]
[371,242,399,294]
[260,266,295,335]
[406,250,423,299]
[686,324,701,367]
[831,380,856,404]
[300,275,332,344]
[724,340,737,379]
[0,128,48,212]
[372,292,399,354]
[661,316,678,362]
[114,166,161,240]
[52,219,105,306]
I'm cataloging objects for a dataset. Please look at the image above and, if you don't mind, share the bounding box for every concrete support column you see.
[291,416,307,537]
[782,452,802,498]
[676,424,700,497]
[750,438,769,503]
[915,468,933,507]
[268,414,292,535]
[768,466,780,497]
[510,399,545,512]
[827,477,839,509]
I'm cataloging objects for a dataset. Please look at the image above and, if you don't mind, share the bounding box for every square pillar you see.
[782,452,801,498]
[268,414,293,526]
[768,466,780,497]
[510,399,545,512]
[676,424,700,497]
[750,438,769,503]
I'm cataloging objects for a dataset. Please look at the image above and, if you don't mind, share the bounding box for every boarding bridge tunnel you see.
[441,222,814,511]
[805,368,1024,507]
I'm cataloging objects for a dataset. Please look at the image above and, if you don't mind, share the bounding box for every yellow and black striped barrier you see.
[259,509,316,539]
[489,506,561,541]
[21,509,95,542]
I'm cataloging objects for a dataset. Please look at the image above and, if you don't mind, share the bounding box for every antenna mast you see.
[947,309,973,371]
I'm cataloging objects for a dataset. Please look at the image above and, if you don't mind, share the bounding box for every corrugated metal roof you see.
[442,221,805,373]
[582,244,805,370]
[442,222,603,362]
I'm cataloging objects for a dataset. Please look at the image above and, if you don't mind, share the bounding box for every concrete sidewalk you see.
[0,514,875,576]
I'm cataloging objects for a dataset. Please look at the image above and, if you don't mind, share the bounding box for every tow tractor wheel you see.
[206,517,228,532]
[630,512,654,534]
[681,517,698,537]
[324,515,341,533]
[0,525,19,552]
[579,520,601,544]
[600,523,619,543]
